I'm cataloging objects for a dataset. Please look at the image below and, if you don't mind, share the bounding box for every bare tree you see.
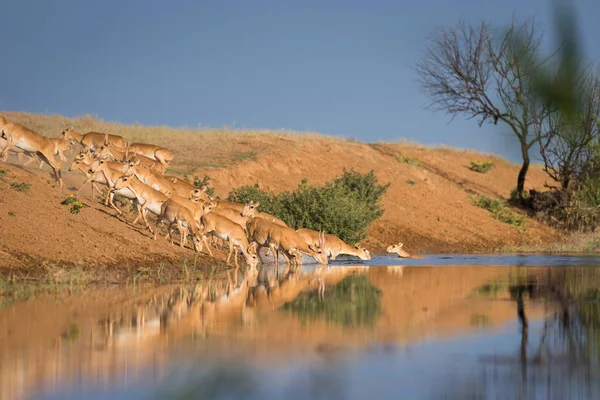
[416,18,552,198]
[538,66,600,193]
[533,67,600,231]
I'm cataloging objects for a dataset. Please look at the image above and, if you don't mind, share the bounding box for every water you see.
[3,255,600,400]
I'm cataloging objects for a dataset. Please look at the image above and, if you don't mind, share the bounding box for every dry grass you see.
[0,259,233,308]
[3,111,522,174]
[1,111,341,176]
[498,231,600,254]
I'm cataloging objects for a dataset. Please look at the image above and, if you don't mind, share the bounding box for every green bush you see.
[228,169,390,244]
[469,160,494,173]
[508,187,532,208]
[61,194,84,214]
[470,194,527,229]
[510,188,529,203]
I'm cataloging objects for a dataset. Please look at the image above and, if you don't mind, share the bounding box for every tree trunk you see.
[517,141,530,198]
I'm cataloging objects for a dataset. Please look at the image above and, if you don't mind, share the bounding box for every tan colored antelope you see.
[15,137,72,169]
[240,200,287,227]
[83,154,133,176]
[1,134,43,165]
[203,200,245,250]
[128,142,174,165]
[84,159,136,215]
[112,174,170,232]
[205,205,254,252]
[163,175,201,198]
[240,200,288,259]
[69,159,108,201]
[61,126,127,150]
[74,148,96,164]
[71,149,129,199]
[246,217,327,279]
[130,154,167,174]
[164,195,216,248]
[268,226,327,268]
[199,211,259,272]
[213,200,246,212]
[190,186,212,202]
[128,164,176,196]
[94,143,129,162]
[96,143,166,174]
[0,116,63,187]
[386,242,424,259]
[213,207,251,231]
[153,198,215,251]
[48,137,73,165]
[297,228,371,261]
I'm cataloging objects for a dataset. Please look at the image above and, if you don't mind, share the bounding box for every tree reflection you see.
[280,274,382,329]
[472,267,600,398]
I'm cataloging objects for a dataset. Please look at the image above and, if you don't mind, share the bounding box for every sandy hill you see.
[0,112,559,271]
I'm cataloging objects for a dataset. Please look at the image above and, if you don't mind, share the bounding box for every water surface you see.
[2,254,600,399]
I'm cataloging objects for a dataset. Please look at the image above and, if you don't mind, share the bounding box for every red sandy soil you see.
[200,140,559,252]
[0,162,220,274]
[0,113,560,273]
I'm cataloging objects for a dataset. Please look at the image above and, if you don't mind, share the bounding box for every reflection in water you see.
[281,274,382,328]
[3,258,600,399]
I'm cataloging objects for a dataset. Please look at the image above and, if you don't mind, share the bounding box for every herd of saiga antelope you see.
[0,116,421,280]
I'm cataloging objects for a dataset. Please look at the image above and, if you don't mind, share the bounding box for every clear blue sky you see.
[1,0,598,162]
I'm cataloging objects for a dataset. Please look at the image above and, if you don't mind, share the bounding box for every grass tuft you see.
[397,154,421,166]
[232,151,257,163]
[470,194,527,229]
[61,194,84,214]
[469,160,494,174]
[10,182,31,193]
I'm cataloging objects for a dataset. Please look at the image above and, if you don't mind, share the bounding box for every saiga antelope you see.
[1,135,42,165]
[0,116,64,187]
[164,195,216,248]
[128,164,179,196]
[163,175,203,198]
[96,143,166,174]
[127,142,174,165]
[246,217,327,279]
[240,200,288,259]
[386,243,424,259]
[296,228,371,261]
[61,126,127,150]
[48,137,73,166]
[240,200,287,227]
[69,159,108,201]
[84,159,138,215]
[199,211,259,277]
[153,198,214,252]
[112,174,171,233]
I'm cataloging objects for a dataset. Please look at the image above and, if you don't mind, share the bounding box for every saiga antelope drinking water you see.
[296,228,371,261]
[386,243,424,259]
